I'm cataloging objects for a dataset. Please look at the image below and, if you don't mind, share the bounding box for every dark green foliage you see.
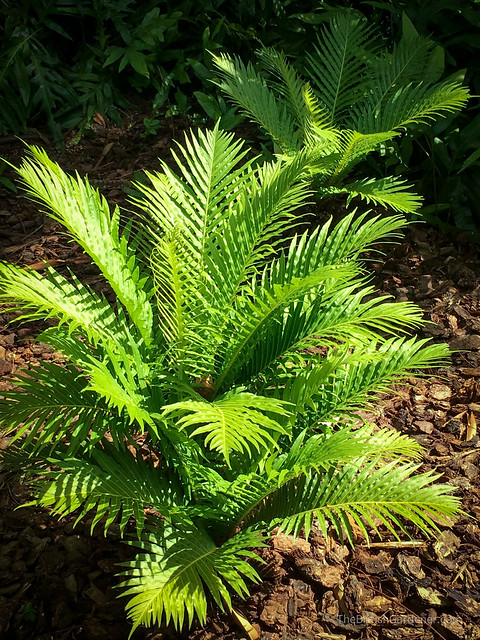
[213,10,468,214]
[0,0,334,142]
[350,0,480,234]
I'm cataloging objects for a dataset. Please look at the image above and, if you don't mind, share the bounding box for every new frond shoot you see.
[0,126,459,634]
[212,10,468,214]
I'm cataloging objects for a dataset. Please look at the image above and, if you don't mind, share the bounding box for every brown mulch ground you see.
[0,111,479,640]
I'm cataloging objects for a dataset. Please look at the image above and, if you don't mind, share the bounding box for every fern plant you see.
[0,125,459,634]
[212,10,469,214]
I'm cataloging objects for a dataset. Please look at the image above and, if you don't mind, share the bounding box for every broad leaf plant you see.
[213,10,469,214]
[0,126,459,634]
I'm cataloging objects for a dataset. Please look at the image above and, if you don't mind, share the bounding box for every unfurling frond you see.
[163,392,290,465]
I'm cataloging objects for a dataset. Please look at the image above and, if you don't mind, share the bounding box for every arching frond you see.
[325,129,400,183]
[215,262,357,392]
[353,81,469,134]
[341,176,423,213]
[209,426,426,532]
[134,125,252,261]
[0,363,127,453]
[303,84,341,151]
[27,443,184,538]
[211,152,311,308]
[0,263,121,346]
[15,146,153,343]
[248,460,460,543]
[120,524,264,632]
[257,47,309,138]
[281,337,449,425]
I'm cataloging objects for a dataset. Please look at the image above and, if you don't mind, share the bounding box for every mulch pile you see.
[0,113,479,640]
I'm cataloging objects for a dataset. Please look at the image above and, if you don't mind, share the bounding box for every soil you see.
[0,110,479,640]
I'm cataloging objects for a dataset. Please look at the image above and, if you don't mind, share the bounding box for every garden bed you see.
[0,114,479,640]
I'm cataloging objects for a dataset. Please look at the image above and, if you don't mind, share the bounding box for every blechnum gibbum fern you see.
[212,9,469,215]
[0,125,459,634]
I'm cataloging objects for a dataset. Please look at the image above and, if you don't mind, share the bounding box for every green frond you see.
[36,326,154,430]
[237,286,427,387]
[211,152,311,308]
[27,443,183,538]
[0,363,126,453]
[338,176,423,214]
[134,125,252,256]
[303,84,341,151]
[120,524,264,632]
[163,392,290,465]
[326,129,400,183]
[212,53,301,153]
[248,460,459,543]
[149,228,215,376]
[257,47,310,140]
[305,12,374,123]
[353,81,469,134]
[367,15,445,110]
[273,427,423,478]
[296,337,449,425]
[215,262,358,392]
[15,146,153,343]
[209,426,424,532]
[289,209,406,269]
[0,263,120,346]
[83,351,154,429]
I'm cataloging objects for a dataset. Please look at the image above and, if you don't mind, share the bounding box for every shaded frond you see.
[212,53,301,153]
[305,12,374,123]
[0,363,126,453]
[353,81,469,134]
[27,443,183,538]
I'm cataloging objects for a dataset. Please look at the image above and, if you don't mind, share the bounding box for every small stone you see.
[429,384,452,401]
